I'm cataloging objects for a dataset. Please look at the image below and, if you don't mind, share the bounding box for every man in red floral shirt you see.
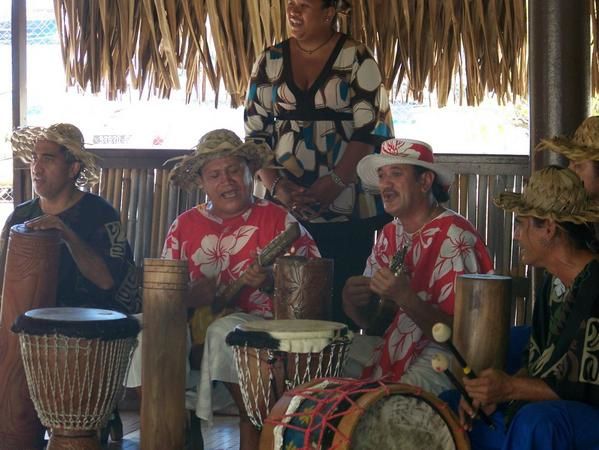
[128,129,319,449]
[343,138,493,395]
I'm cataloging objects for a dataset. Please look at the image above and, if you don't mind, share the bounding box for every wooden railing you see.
[439,154,529,277]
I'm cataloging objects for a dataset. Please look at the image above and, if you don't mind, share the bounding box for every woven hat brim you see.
[356,153,454,193]
[494,191,599,224]
[536,137,599,161]
[10,126,100,186]
[169,141,273,191]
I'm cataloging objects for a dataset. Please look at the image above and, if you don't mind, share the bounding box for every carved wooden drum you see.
[260,378,470,450]
[12,307,139,450]
[273,256,334,320]
[0,224,60,449]
[226,319,352,429]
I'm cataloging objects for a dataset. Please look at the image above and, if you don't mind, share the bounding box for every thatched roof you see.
[53,0,598,107]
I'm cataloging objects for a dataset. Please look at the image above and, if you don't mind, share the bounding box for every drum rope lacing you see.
[267,378,394,448]
[18,333,137,430]
[232,341,350,429]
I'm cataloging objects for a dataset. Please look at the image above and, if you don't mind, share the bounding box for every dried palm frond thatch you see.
[52,0,594,106]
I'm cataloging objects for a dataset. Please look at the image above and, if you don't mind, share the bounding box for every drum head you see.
[12,307,140,340]
[261,379,469,450]
[10,223,61,240]
[227,319,351,353]
[238,319,346,335]
[351,394,458,450]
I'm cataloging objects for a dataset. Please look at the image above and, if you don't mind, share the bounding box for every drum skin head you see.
[238,319,346,334]
[12,307,140,340]
[10,223,61,240]
[227,319,352,353]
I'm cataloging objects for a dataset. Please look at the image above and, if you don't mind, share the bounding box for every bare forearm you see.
[396,291,453,340]
[257,168,279,193]
[509,376,560,402]
[344,302,372,329]
[333,141,374,184]
[64,231,114,290]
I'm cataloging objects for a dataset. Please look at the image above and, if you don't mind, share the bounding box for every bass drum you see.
[260,378,470,450]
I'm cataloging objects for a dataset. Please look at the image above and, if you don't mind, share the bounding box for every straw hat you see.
[494,166,599,224]
[10,123,99,186]
[357,138,454,192]
[536,116,599,161]
[168,129,272,191]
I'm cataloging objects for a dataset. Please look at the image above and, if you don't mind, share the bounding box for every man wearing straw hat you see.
[537,116,599,240]
[452,166,599,450]
[537,116,599,199]
[1,123,140,314]
[1,123,140,442]
[342,138,493,394]
[126,129,319,449]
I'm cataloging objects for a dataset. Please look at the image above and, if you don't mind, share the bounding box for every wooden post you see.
[529,0,591,171]
[0,226,60,449]
[528,0,591,320]
[141,259,188,450]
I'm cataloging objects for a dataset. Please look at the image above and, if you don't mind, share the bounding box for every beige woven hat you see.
[536,116,599,161]
[168,129,272,191]
[357,138,454,193]
[10,123,99,186]
[494,166,599,224]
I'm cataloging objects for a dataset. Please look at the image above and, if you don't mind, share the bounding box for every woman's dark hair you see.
[532,217,599,253]
[322,0,337,8]
[412,165,450,204]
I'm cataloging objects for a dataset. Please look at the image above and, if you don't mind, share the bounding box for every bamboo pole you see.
[127,169,140,252]
[142,170,155,259]
[150,170,163,257]
[158,170,170,255]
[106,168,116,206]
[121,168,132,231]
[113,167,123,211]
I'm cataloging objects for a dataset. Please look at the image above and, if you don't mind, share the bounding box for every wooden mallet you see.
[432,353,495,429]
[432,322,476,379]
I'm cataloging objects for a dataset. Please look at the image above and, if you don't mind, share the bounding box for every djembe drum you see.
[273,256,334,320]
[226,319,352,429]
[12,307,139,450]
[260,378,470,450]
[0,224,60,449]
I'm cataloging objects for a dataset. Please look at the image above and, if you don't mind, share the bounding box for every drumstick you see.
[432,353,495,429]
[432,322,476,379]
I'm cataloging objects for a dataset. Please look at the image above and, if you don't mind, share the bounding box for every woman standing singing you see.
[245,0,394,326]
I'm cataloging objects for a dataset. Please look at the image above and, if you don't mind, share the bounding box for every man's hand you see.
[242,263,270,289]
[343,276,373,308]
[458,396,497,431]
[305,175,345,215]
[369,267,409,304]
[274,179,320,220]
[463,368,514,406]
[25,214,71,237]
[342,276,374,328]
[186,277,217,308]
